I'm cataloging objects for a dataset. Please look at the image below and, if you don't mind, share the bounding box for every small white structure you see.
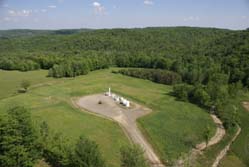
[108,87,111,96]
[105,87,112,96]
[120,97,130,107]
[105,87,130,108]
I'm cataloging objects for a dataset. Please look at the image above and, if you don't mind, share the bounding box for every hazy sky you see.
[0,0,248,30]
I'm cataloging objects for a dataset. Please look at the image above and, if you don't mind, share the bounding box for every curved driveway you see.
[76,94,165,167]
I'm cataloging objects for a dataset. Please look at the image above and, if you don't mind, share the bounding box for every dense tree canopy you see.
[120,145,148,167]
[0,27,248,86]
[0,106,40,167]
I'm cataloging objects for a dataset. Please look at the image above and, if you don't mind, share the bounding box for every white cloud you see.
[92,2,106,15]
[184,16,200,22]
[41,9,47,13]
[22,10,32,16]
[8,10,16,16]
[48,5,57,9]
[93,2,101,7]
[8,9,32,17]
[144,0,154,5]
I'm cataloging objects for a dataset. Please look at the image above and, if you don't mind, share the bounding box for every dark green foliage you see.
[70,135,105,167]
[39,122,105,167]
[228,81,243,97]
[173,84,194,101]
[220,105,239,129]
[118,68,182,85]
[0,57,40,71]
[0,106,40,167]
[39,121,72,167]
[191,85,211,108]
[41,132,72,167]
[0,27,248,82]
[120,145,148,167]
[203,126,212,147]
[48,60,92,78]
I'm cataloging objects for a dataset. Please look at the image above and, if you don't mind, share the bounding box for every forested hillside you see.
[0,27,248,86]
[0,29,92,38]
[1,27,249,166]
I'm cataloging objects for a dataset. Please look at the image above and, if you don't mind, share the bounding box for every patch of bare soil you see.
[242,101,249,112]
[75,94,165,167]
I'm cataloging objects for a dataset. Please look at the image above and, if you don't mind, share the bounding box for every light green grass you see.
[0,70,129,167]
[0,69,216,165]
[220,153,247,167]
[0,70,55,99]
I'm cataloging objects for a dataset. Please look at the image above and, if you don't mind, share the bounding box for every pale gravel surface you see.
[75,94,165,167]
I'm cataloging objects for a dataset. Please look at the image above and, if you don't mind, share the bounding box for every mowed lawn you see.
[0,69,216,165]
[0,70,55,99]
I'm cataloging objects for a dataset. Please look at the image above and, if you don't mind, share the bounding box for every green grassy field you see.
[0,70,55,99]
[0,69,216,166]
[220,153,247,167]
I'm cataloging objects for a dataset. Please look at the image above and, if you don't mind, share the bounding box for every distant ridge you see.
[0,29,93,38]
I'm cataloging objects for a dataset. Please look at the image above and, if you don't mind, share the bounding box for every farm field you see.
[0,68,216,166]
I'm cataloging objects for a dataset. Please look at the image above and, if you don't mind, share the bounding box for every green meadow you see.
[0,70,54,99]
[0,69,216,166]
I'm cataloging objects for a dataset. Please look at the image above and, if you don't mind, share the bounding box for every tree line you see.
[116,68,182,85]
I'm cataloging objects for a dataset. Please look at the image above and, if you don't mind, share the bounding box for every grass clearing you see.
[0,69,216,165]
[0,70,56,99]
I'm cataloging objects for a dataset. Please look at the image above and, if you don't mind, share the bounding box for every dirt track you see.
[211,101,249,167]
[196,115,226,150]
[175,114,226,167]
[211,126,241,167]
[76,94,165,167]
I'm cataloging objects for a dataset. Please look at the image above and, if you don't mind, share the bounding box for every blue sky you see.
[0,0,248,30]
